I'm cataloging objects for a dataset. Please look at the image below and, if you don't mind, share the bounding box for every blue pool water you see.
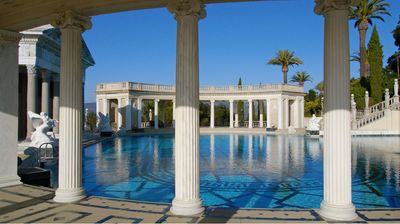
[83,134,400,208]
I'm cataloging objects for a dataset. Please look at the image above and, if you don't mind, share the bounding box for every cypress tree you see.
[237,78,244,123]
[368,26,383,104]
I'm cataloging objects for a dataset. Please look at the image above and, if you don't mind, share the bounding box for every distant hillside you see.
[84,102,96,113]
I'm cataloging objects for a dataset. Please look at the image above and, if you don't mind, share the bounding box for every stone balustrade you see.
[96,82,304,94]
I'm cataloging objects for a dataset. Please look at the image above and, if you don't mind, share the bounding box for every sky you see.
[83,0,400,103]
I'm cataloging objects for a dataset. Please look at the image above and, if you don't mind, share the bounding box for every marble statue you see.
[307,114,322,134]
[98,112,113,136]
[149,109,153,121]
[28,111,57,148]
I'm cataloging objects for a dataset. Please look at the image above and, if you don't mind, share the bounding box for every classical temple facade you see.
[17,25,95,141]
[96,82,305,130]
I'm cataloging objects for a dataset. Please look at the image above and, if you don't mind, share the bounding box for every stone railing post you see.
[385,89,390,110]
[364,91,369,114]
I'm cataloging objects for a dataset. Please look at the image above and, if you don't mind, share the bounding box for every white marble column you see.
[26,65,38,139]
[278,97,283,129]
[126,98,132,130]
[248,99,253,128]
[41,69,50,114]
[52,75,60,135]
[168,0,205,215]
[259,114,263,128]
[315,0,357,220]
[293,98,300,128]
[266,98,271,128]
[210,100,215,128]
[172,99,176,128]
[300,98,304,128]
[117,98,123,129]
[154,99,159,129]
[0,29,22,187]
[234,113,239,127]
[229,100,234,128]
[52,10,92,203]
[137,98,142,128]
[284,98,289,128]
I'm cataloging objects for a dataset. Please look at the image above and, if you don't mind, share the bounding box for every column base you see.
[54,187,86,203]
[170,198,204,216]
[318,200,358,221]
[0,175,21,188]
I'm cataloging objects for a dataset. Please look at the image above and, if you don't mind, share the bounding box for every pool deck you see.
[0,185,399,223]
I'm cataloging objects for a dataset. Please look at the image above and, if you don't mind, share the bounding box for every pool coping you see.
[1,184,399,223]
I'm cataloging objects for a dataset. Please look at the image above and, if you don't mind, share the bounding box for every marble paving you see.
[0,185,400,223]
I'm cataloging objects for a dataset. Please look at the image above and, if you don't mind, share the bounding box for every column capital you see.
[168,0,206,20]
[248,99,253,103]
[40,69,51,81]
[26,65,39,76]
[229,99,234,103]
[314,0,358,15]
[155,98,160,102]
[210,99,215,103]
[0,29,21,46]
[51,10,92,31]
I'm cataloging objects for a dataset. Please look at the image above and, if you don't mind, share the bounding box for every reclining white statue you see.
[28,111,57,148]
[98,112,112,132]
[307,114,322,131]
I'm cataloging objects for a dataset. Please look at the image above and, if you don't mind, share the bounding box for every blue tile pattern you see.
[83,134,400,208]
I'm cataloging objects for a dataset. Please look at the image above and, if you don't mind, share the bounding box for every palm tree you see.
[351,51,370,76]
[290,71,312,86]
[267,50,303,84]
[350,0,390,78]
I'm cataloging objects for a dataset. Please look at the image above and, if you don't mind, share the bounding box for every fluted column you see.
[154,99,159,129]
[266,98,271,128]
[52,75,60,135]
[52,10,92,203]
[259,114,263,128]
[300,97,304,128]
[278,97,283,129]
[41,69,50,114]
[293,98,299,128]
[315,0,357,220]
[210,100,215,128]
[26,65,39,139]
[137,98,142,128]
[284,98,289,128]
[248,99,253,128]
[168,0,205,216]
[173,99,176,128]
[0,29,22,187]
[234,113,239,127]
[229,100,234,128]
[117,98,123,129]
[126,98,132,130]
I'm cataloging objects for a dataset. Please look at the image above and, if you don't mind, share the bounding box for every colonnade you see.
[25,66,61,139]
[0,0,358,221]
[96,96,305,130]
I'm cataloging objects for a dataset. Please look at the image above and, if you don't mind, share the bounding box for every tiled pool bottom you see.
[82,134,400,208]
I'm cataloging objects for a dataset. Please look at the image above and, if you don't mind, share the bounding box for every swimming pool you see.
[83,134,400,208]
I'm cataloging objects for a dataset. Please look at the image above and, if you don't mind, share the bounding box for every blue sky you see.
[83,0,400,103]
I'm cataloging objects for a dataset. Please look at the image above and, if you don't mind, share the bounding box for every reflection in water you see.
[83,134,400,208]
